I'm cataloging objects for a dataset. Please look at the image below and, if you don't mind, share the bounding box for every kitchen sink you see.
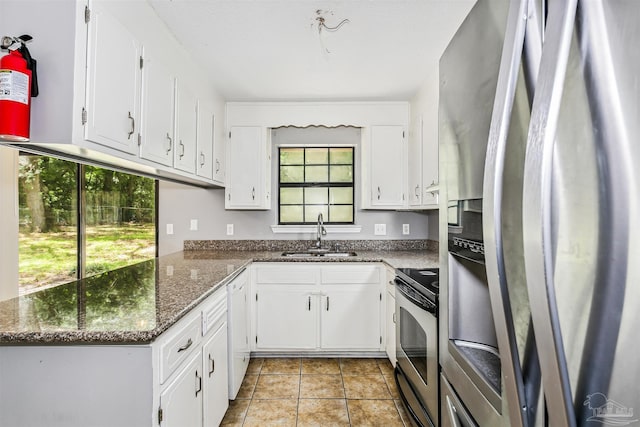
[281,251,358,258]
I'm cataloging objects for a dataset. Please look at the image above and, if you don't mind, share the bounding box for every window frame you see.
[277,146,355,225]
[17,152,158,293]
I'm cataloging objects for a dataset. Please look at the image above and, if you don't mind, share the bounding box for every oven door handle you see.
[394,279,437,315]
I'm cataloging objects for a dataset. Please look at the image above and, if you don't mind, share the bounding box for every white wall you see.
[159,126,432,255]
[410,66,441,241]
[0,147,19,301]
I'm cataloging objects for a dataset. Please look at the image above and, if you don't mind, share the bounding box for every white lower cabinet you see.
[253,263,383,352]
[321,284,381,349]
[159,350,204,427]
[157,286,228,427]
[385,266,397,366]
[256,285,318,349]
[0,286,228,427]
[202,322,229,426]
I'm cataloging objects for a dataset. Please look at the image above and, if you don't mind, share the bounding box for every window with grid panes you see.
[279,147,354,224]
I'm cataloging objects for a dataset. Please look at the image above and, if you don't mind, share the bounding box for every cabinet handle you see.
[179,140,185,159]
[326,296,330,311]
[208,354,215,377]
[200,152,205,167]
[215,159,220,173]
[308,295,311,311]
[127,111,135,140]
[393,312,396,324]
[195,370,202,397]
[415,185,420,197]
[252,187,255,200]
[177,338,193,353]
[165,133,172,154]
[377,186,381,200]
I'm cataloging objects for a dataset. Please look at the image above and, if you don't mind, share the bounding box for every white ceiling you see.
[148,0,475,102]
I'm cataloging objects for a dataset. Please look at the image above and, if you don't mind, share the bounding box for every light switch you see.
[166,223,174,235]
[190,219,198,231]
[374,224,387,235]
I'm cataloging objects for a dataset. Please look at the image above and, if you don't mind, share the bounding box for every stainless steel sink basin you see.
[281,251,357,258]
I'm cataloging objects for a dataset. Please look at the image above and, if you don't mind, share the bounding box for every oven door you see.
[395,281,439,426]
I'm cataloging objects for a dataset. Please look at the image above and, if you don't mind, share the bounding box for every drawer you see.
[254,264,318,284]
[321,265,380,284]
[159,313,201,384]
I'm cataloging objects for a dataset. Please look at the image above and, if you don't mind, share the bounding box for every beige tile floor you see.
[221,357,412,426]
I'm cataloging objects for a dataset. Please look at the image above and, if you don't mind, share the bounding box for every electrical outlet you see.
[226,224,234,235]
[190,219,198,231]
[402,224,410,235]
[374,224,387,235]
[166,223,174,235]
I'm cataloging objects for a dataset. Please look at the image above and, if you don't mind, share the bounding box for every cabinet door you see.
[228,272,250,398]
[225,126,267,209]
[422,123,439,208]
[321,284,381,350]
[212,118,225,185]
[196,105,214,180]
[85,1,141,154]
[202,324,228,427]
[140,51,175,166]
[386,289,396,366]
[369,125,406,208]
[255,285,317,350]
[408,116,423,207]
[159,351,203,427]
[174,82,197,174]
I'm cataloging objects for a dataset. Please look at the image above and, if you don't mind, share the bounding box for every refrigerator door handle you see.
[522,1,579,426]
[482,0,539,425]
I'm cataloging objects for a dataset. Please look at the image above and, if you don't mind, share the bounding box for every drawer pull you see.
[208,354,215,377]
[177,338,193,353]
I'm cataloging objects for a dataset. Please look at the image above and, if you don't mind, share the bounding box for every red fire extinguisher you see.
[0,35,38,142]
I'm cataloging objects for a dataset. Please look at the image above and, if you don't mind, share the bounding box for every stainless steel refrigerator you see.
[439,0,640,426]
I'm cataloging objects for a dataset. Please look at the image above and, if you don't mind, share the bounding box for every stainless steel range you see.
[394,267,439,427]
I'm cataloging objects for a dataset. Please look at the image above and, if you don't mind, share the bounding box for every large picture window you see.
[278,147,354,224]
[18,154,157,294]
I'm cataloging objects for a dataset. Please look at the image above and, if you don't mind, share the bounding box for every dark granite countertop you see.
[0,248,438,345]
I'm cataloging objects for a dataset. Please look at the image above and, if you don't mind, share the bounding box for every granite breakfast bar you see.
[0,243,438,344]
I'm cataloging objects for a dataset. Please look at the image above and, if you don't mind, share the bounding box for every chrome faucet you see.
[316,213,327,248]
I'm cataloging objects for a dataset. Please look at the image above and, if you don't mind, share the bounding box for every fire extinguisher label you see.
[0,69,29,105]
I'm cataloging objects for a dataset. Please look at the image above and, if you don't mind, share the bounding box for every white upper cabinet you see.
[212,118,225,186]
[365,125,407,209]
[408,115,423,207]
[140,51,175,166]
[196,105,214,181]
[0,0,223,187]
[422,123,439,208]
[225,126,271,209]
[407,114,439,209]
[174,82,197,174]
[85,1,141,155]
